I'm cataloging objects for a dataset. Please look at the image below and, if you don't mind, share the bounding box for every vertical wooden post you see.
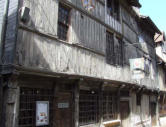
[74,80,80,127]
[5,74,20,127]
[0,77,3,127]
[99,83,103,126]
[117,89,121,120]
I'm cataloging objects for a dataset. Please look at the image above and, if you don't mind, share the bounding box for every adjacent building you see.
[0,0,165,127]
[155,32,166,126]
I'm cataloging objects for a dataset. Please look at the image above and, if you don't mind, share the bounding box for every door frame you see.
[120,97,131,127]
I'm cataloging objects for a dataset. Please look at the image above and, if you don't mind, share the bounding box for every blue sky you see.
[139,0,166,32]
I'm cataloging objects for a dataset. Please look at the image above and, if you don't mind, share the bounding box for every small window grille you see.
[107,0,120,21]
[19,87,54,127]
[106,31,123,66]
[58,4,70,41]
[79,90,99,125]
[102,92,117,121]
[106,31,114,65]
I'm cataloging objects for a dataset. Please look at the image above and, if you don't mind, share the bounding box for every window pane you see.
[19,87,54,127]
[79,90,99,125]
[58,4,70,41]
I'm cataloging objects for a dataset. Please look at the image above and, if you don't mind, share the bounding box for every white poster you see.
[36,101,49,126]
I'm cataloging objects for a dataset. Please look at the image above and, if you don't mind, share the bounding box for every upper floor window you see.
[58,4,70,41]
[107,0,120,21]
[106,31,123,66]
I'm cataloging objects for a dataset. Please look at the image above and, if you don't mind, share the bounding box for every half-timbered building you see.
[0,0,165,127]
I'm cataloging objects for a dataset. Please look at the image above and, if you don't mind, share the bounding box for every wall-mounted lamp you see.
[20,6,30,23]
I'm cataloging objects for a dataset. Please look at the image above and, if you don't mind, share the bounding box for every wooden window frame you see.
[79,90,99,125]
[106,31,124,66]
[19,87,54,127]
[102,92,117,121]
[58,4,71,41]
[107,0,120,21]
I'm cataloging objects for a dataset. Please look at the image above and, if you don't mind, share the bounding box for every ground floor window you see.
[79,90,99,125]
[19,87,54,127]
[79,89,118,125]
[102,92,117,121]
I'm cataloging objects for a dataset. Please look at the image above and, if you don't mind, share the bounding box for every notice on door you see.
[36,101,49,126]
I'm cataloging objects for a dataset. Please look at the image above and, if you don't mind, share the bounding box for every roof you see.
[130,0,141,8]
[127,0,142,8]
[154,32,166,43]
[139,15,161,34]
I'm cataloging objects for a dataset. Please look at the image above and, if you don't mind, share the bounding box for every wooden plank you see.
[74,80,80,127]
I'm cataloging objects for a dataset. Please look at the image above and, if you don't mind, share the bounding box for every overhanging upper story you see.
[0,0,161,90]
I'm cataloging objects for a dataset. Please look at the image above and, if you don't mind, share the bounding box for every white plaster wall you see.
[130,93,151,127]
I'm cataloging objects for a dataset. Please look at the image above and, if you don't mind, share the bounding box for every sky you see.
[139,0,166,32]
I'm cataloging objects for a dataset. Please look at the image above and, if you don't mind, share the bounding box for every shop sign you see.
[58,102,69,108]
[36,101,49,126]
[129,58,145,79]
[129,58,145,71]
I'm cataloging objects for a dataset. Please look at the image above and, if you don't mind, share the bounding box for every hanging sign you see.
[36,101,49,126]
[129,58,145,79]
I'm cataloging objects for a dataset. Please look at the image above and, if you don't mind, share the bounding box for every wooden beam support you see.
[74,80,80,127]
[0,77,3,127]
[99,82,103,126]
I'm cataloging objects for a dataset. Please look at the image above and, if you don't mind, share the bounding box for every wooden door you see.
[54,92,73,127]
[120,101,130,127]
[150,102,157,126]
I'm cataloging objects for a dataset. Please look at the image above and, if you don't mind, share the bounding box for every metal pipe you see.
[0,0,9,126]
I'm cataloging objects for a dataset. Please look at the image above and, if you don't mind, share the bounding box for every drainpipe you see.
[0,0,9,64]
[0,0,9,126]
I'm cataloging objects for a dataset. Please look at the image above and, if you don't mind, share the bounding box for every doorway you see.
[120,101,130,127]
[54,92,73,127]
[150,102,157,126]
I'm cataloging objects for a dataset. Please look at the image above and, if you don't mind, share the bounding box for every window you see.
[58,4,70,41]
[106,31,114,65]
[144,59,151,76]
[79,90,99,125]
[106,31,123,66]
[107,0,120,20]
[19,87,54,127]
[102,92,117,121]
[115,37,123,65]
[136,93,141,106]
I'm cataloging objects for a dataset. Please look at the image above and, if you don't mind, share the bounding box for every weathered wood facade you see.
[0,0,165,127]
